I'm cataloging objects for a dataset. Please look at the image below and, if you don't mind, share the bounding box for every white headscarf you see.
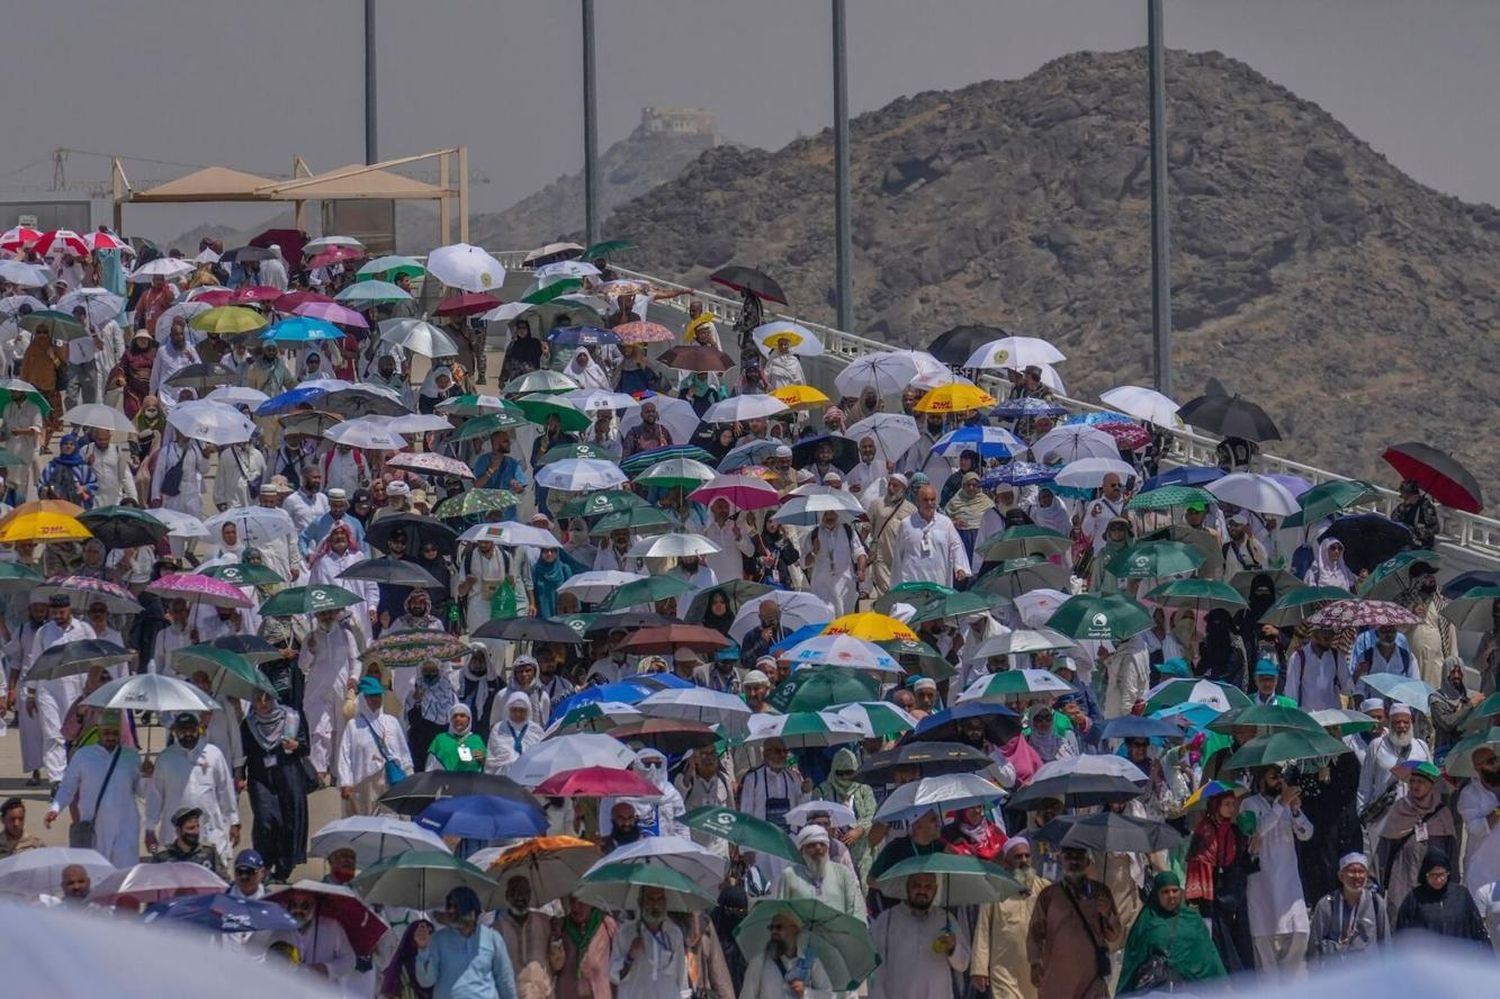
[568,349,610,390]
[500,690,533,753]
[420,365,454,398]
[1307,537,1355,590]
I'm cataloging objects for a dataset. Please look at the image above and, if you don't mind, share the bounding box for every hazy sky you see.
[6,1,1500,243]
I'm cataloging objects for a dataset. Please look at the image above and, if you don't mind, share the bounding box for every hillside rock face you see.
[612,49,1500,496]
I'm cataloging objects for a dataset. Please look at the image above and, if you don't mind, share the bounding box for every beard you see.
[613,825,641,844]
[1392,730,1414,749]
[1012,865,1037,890]
[804,855,827,878]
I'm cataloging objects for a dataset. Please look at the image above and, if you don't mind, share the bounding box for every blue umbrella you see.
[1148,702,1222,729]
[416,794,548,841]
[552,682,654,718]
[549,325,620,348]
[1064,411,1127,426]
[254,384,328,417]
[1096,715,1187,742]
[336,279,410,304]
[769,621,831,655]
[982,462,1054,488]
[719,438,784,472]
[911,701,1022,745]
[993,397,1067,419]
[1141,465,1225,491]
[143,893,299,933]
[934,425,1026,459]
[262,315,344,343]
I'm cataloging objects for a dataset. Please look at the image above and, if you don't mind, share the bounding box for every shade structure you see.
[83,673,217,714]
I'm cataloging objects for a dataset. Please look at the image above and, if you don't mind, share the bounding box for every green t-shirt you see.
[427,731,486,772]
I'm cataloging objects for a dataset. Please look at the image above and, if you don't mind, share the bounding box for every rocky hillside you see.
[611,48,1500,499]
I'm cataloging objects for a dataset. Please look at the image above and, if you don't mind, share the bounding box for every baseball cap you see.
[234,849,265,871]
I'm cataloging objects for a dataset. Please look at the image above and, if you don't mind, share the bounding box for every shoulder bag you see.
[69,745,123,849]
[1060,882,1114,983]
[364,716,409,787]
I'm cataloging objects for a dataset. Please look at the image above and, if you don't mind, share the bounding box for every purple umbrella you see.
[1263,473,1313,498]
[293,300,369,329]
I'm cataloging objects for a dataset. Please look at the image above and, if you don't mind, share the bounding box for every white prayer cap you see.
[912,677,937,692]
[773,445,793,459]
[1359,697,1384,712]
[1339,852,1370,870]
[743,670,770,687]
[387,481,410,496]
[795,824,829,849]
[1003,836,1031,856]
[1389,702,1413,718]
[888,473,908,487]
[327,487,347,500]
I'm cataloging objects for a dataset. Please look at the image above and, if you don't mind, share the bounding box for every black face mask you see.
[613,824,641,844]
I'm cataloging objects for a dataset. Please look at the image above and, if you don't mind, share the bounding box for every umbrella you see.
[434,489,524,520]
[702,393,790,424]
[1306,708,1378,736]
[294,300,368,328]
[1095,715,1189,741]
[31,576,140,614]
[1383,441,1483,513]
[584,834,728,894]
[379,771,534,816]
[82,672,217,714]
[1106,540,1205,579]
[1208,704,1324,735]
[0,562,41,593]
[962,335,1066,370]
[336,279,411,305]
[564,389,641,416]
[427,243,507,292]
[1223,730,1349,770]
[90,862,227,907]
[166,400,254,446]
[635,457,718,490]
[350,850,498,910]
[734,898,877,990]
[508,733,637,786]
[1099,385,1183,427]
[909,701,1022,746]
[487,836,601,905]
[1143,678,1251,714]
[768,666,882,712]
[574,862,716,913]
[166,645,276,700]
[1441,586,1500,631]
[1360,672,1439,709]
[146,572,254,608]
[336,557,441,589]
[0,847,114,899]
[618,442,715,477]
[56,288,126,326]
[362,631,472,669]
[1439,727,1500,779]
[978,525,1073,560]
[873,772,1007,823]
[378,318,459,358]
[753,322,823,357]
[1305,599,1421,629]
[534,458,628,492]
[835,350,944,398]
[626,533,721,560]
[690,475,781,512]
[776,488,865,528]
[77,506,168,550]
[1032,812,1183,854]
[874,853,1020,905]
[973,555,1069,600]
[202,506,296,545]
[1046,592,1153,641]
[365,514,460,558]
[263,879,390,955]
[384,453,477,480]
[1282,479,1379,528]
[33,228,89,257]
[1205,473,1301,516]
[659,344,735,372]
[1007,755,1149,809]
[1258,585,1350,627]
[1032,424,1121,464]
[143,508,208,540]
[358,255,425,281]
[532,766,660,799]
[955,669,1075,704]
[744,710,866,749]
[614,320,675,345]
[822,611,917,642]
[914,383,996,414]
[416,795,549,841]
[710,265,786,303]
[835,701,919,739]
[324,418,407,451]
[1176,392,1281,442]
[968,626,1080,660]
[933,425,1026,460]
[842,412,920,466]
[1359,549,1442,602]
[681,807,801,863]
[1144,578,1247,612]
[618,624,733,655]
[926,324,1009,366]
[856,742,994,783]
[593,576,691,613]
[728,591,835,643]
[434,292,502,318]
[258,583,364,617]
[143,893,299,934]
[606,717,720,755]
[782,635,899,674]
[189,305,266,335]
[460,521,562,549]
[0,511,90,544]
[1126,485,1215,512]
[261,315,348,346]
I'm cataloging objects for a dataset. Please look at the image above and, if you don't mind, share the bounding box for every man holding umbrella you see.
[775,824,865,923]
[870,871,970,999]
[740,907,834,999]
[275,886,357,986]
[610,884,688,999]
[1241,764,1313,979]
[1394,480,1440,551]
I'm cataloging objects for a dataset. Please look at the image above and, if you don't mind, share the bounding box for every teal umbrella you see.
[557,490,646,520]
[594,575,691,612]
[1125,485,1215,512]
[452,412,528,442]
[974,555,1068,599]
[768,666,879,713]
[1283,479,1378,528]
[1105,540,1205,579]
[874,853,1021,905]
[1442,726,1500,778]
[1144,578,1247,612]
[877,637,957,680]
[1223,730,1350,770]
[167,645,277,700]
[872,581,956,614]
[907,590,997,626]
[259,584,364,617]
[1258,585,1350,627]
[1046,593,1153,641]
[574,862,715,913]
[1359,549,1441,601]
[1207,704,1323,735]
[978,525,1071,560]
[733,899,878,990]
[681,807,800,864]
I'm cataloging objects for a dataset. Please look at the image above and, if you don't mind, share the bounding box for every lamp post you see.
[832,0,853,331]
[582,0,601,248]
[1147,0,1172,394]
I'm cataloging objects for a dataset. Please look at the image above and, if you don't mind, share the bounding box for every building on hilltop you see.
[640,107,718,141]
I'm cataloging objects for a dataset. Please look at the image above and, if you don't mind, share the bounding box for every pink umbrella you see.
[190,288,235,307]
[294,300,369,329]
[90,861,227,908]
[146,572,256,608]
[614,320,674,345]
[232,285,282,305]
[265,880,389,956]
[1306,599,1422,629]
[307,246,366,270]
[1096,421,1153,452]
[386,452,475,479]
[534,766,663,799]
[690,474,781,511]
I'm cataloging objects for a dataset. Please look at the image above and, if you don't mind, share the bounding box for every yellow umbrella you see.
[915,383,997,414]
[0,498,85,529]
[0,511,91,543]
[190,306,268,335]
[824,611,918,642]
[770,384,830,409]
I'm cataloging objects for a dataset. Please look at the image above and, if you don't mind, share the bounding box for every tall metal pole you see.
[364,0,378,164]
[1147,0,1172,394]
[832,0,853,331]
[582,0,601,248]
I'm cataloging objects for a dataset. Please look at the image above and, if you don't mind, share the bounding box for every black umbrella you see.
[322,386,411,418]
[926,324,1009,368]
[1007,768,1147,811]
[472,616,587,644]
[1318,514,1413,575]
[30,639,131,680]
[165,362,238,390]
[339,556,442,588]
[1176,392,1282,442]
[208,635,282,663]
[856,742,994,785]
[789,434,859,474]
[709,265,786,304]
[1445,571,1500,600]
[683,580,774,625]
[222,245,276,265]
[77,505,169,550]
[379,771,536,816]
[1031,812,1183,854]
[1382,441,1484,513]
[365,515,460,558]
[587,611,675,634]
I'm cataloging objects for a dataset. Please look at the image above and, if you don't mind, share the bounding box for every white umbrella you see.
[154,300,211,340]
[559,570,646,603]
[0,847,113,899]
[379,413,452,435]
[1053,457,1138,489]
[83,673,217,713]
[833,702,919,740]
[744,710,867,748]
[1011,589,1070,629]
[1206,473,1301,516]
[874,772,1007,822]
[324,418,407,451]
[480,301,528,323]
[751,322,824,357]
[143,508,208,539]
[535,458,627,492]
[843,412,919,465]
[970,627,1080,660]
[702,393,790,424]
[305,235,365,253]
[565,389,640,415]
[166,400,254,446]
[509,733,637,786]
[627,533,721,559]
[0,294,46,318]
[637,687,752,736]
[962,336,1066,370]
[378,318,459,359]
[834,350,944,398]
[1031,425,1120,464]
[545,701,644,736]
[203,506,297,544]
[129,257,194,282]
[460,521,563,548]
[1035,362,1067,395]
[56,288,125,327]
[728,591,836,642]
[775,487,865,527]
[782,634,900,673]
[535,260,601,282]
[192,247,221,264]
[309,815,451,867]
[584,835,729,894]
[205,385,269,408]
[63,403,135,435]
[618,394,698,445]
[1100,386,1183,428]
[785,800,859,829]
[427,243,507,293]
[0,261,51,287]
[955,669,1077,703]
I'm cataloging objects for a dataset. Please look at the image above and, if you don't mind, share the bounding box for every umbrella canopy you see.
[532,766,660,799]
[955,669,1075,704]
[1144,578,1247,612]
[973,555,1069,600]
[202,506,296,545]
[1095,715,1189,742]
[509,733,637,786]
[584,834,728,894]
[744,710,866,749]
[143,893,298,934]
[77,506,168,550]
[416,795,549,841]
[659,344,735,372]
[308,814,451,867]
[1360,673,1439,710]
[734,898,877,990]
[1305,599,1421,629]
[365,514,460,557]
[909,701,1022,747]
[914,383,996,414]
[378,318,459,359]
[257,583,364,618]
[28,638,131,681]
[1046,592,1153,641]
[1282,479,1379,528]
[1032,424,1122,464]
[873,772,1007,823]
[31,576,140,614]
[1359,549,1443,602]
[978,525,1073,561]
[0,510,90,544]
[146,572,254,608]
[0,847,114,899]
[362,630,472,669]
[710,265,786,303]
[874,853,1021,905]
[83,672,217,714]
[682,807,801,863]
[1053,457,1138,489]
[1205,473,1301,516]
[933,425,1026,460]
[1318,514,1412,574]
[350,850,498,910]
[1106,540,1205,579]
[1032,812,1183,854]
[594,575,692,613]
[89,861,227,907]
[776,488,865,528]
[961,335,1065,370]
[1259,585,1351,627]
[1208,703,1323,736]
[575,861,716,913]
[768,666,882,712]
[1099,385,1182,427]
[967,626,1080,660]
[1007,755,1149,810]
[1440,726,1500,779]
[835,701,919,739]
[337,557,442,589]
[379,771,535,816]
[1143,678,1251,714]
[1126,485,1216,512]
[1441,586,1500,631]
[167,645,276,700]
[534,458,628,492]
[856,742,994,783]
[1176,392,1281,442]
[427,243,507,293]
[822,611,917,642]
[781,635,899,674]
[1383,441,1483,513]
[487,836,601,905]
[1223,730,1350,770]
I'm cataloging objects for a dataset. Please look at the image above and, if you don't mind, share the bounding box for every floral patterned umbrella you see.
[385,452,475,480]
[1305,599,1422,629]
[36,575,142,614]
[145,572,256,609]
[613,320,674,344]
[363,630,471,668]
[1094,420,1153,452]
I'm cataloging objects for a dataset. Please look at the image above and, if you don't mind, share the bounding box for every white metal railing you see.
[491,251,1500,562]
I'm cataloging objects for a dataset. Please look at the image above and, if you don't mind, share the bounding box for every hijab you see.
[248,695,290,753]
[531,547,575,618]
[1000,732,1043,784]
[1200,608,1237,666]
[507,324,542,367]
[945,475,994,525]
[379,919,436,999]
[501,690,533,752]
[135,395,166,437]
[447,700,474,739]
[1308,538,1355,590]
[410,662,458,726]
[419,365,454,400]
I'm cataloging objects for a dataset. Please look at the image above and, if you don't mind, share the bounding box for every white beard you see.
[1392,730,1414,749]
[804,855,827,878]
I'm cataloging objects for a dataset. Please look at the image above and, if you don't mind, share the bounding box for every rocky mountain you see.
[611,48,1500,499]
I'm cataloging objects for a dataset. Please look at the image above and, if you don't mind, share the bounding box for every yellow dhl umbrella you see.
[190,305,268,335]
[915,383,997,414]
[0,498,85,529]
[770,384,830,409]
[823,611,918,642]
[0,511,91,543]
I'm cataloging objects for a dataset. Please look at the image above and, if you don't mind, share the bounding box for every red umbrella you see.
[1382,442,1484,513]
[0,225,41,252]
[534,765,662,799]
[190,289,235,307]
[1306,599,1422,629]
[232,285,282,305]
[618,623,735,654]
[32,228,89,257]
[307,245,365,269]
[248,228,307,268]
[84,230,129,252]
[274,290,334,312]
[608,719,720,754]
[265,880,389,956]
[434,292,502,318]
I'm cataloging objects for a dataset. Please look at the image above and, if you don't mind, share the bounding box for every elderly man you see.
[973,838,1048,999]
[698,498,754,587]
[845,435,885,497]
[82,427,137,507]
[740,737,808,835]
[893,484,970,588]
[1026,846,1122,999]
[871,871,970,999]
[147,316,201,409]
[27,592,96,787]
[46,710,141,866]
[610,885,687,999]
[1242,764,1314,980]
[775,823,866,921]
[865,472,915,598]
[277,886,358,985]
[300,486,367,554]
[1357,702,1432,841]
[804,508,867,616]
[145,712,240,862]
[741,908,833,999]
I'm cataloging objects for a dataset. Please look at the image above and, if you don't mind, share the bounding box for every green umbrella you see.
[872,581,956,614]
[549,701,643,734]
[1208,704,1323,735]
[199,562,285,587]
[350,850,499,910]
[906,590,996,626]
[78,505,168,549]
[1144,578,1247,612]
[1259,585,1351,627]
[733,899,878,990]
[1307,708,1378,736]
[516,394,590,432]
[536,442,616,466]
[590,507,678,535]
[634,458,718,490]
[594,575,692,612]
[1441,726,1500,778]
[574,862,716,913]
[0,378,52,417]
[583,239,637,259]
[1143,678,1250,714]
[1359,549,1441,601]
[878,637,957,680]
[504,370,580,395]
[769,666,879,713]
[521,277,583,305]
[1125,485,1214,512]
[1282,479,1378,528]
[357,255,425,281]
[978,525,1071,561]
[452,411,529,442]
[1105,540,1205,579]
[681,807,801,864]
[21,310,85,339]
[684,580,774,623]
[440,394,524,418]
[434,488,524,519]
[618,446,716,477]
[873,853,1021,905]
[1223,730,1349,771]
[1046,593,1154,641]
[0,561,42,592]
[259,583,364,617]
[558,489,646,520]
[167,645,277,700]
[1441,586,1500,631]
[974,555,1069,599]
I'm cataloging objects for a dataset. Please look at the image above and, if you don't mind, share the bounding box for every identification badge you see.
[1415,822,1429,843]
[457,744,474,763]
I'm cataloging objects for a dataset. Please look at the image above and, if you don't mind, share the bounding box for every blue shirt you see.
[471,453,528,519]
[416,924,517,999]
[299,510,367,556]
[1349,628,1411,672]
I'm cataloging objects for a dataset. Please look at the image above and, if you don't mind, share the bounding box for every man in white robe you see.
[869,872,972,999]
[212,441,265,511]
[150,598,198,673]
[83,428,137,507]
[664,554,716,620]
[774,824,866,922]
[337,676,413,816]
[0,392,43,501]
[308,522,375,640]
[740,908,834,999]
[1356,702,1432,842]
[803,511,867,617]
[46,710,141,867]
[282,465,330,533]
[275,889,357,984]
[8,597,49,782]
[1242,764,1313,980]
[28,594,96,785]
[1100,633,1152,717]
[253,483,307,582]
[150,434,207,514]
[147,321,201,409]
[1080,474,1128,552]
[893,485,970,587]
[144,711,240,862]
[610,886,689,999]
[301,608,364,781]
[697,499,754,589]
[1458,747,1500,885]
[1284,628,1353,711]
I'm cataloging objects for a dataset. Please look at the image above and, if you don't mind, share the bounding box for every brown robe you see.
[1027,878,1123,999]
